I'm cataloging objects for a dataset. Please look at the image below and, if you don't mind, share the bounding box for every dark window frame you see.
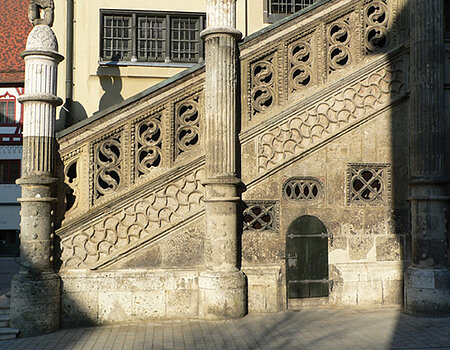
[99,9,206,65]
[0,98,16,125]
[263,0,318,23]
[0,160,21,184]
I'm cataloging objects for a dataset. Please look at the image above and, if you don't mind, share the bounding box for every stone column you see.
[405,0,450,316]
[198,0,246,319]
[10,21,64,336]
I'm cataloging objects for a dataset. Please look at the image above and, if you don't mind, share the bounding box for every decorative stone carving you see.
[243,201,279,231]
[364,0,390,53]
[250,53,277,117]
[347,163,391,205]
[288,36,315,94]
[60,168,205,269]
[327,17,352,72]
[25,25,59,53]
[135,112,163,177]
[28,0,54,27]
[283,177,324,202]
[64,159,79,213]
[258,59,406,173]
[92,131,123,203]
[175,95,201,158]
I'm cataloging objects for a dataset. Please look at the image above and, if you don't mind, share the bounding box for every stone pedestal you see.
[406,0,449,316]
[10,23,64,336]
[10,272,60,336]
[199,0,246,319]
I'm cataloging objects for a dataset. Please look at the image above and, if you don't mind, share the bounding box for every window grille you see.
[0,100,15,124]
[265,0,317,23]
[100,10,205,64]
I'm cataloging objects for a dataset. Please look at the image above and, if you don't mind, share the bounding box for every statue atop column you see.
[28,0,54,27]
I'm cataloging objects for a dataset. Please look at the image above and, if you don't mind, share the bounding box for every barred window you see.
[0,100,16,124]
[264,0,318,23]
[101,10,205,64]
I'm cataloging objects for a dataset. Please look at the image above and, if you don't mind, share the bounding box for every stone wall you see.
[242,103,410,308]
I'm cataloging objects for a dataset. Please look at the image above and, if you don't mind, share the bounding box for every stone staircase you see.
[55,0,408,271]
[0,293,19,340]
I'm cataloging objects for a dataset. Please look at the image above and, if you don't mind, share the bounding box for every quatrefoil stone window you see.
[243,201,279,231]
[347,164,391,205]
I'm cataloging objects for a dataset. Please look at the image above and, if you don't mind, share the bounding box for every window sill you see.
[98,60,202,68]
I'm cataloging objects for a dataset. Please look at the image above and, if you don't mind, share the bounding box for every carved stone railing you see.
[240,0,409,131]
[56,67,206,269]
[239,0,409,185]
[57,68,205,223]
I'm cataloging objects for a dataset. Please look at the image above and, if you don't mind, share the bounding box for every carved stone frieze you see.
[60,167,205,269]
[257,58,406,173]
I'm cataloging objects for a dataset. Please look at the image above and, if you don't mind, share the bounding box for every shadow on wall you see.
[97,66,124,113]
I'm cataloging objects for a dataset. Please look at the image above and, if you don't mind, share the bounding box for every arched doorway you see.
[286,215,330,299]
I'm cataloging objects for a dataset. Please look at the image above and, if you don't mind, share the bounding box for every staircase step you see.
[0,327,19,340]
[0,314,9,327]
[0,307,9,316]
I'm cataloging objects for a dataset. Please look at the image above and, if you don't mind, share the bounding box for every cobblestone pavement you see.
[1,308,449,349]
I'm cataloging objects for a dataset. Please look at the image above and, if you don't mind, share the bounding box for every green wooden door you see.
[286,215,329,298]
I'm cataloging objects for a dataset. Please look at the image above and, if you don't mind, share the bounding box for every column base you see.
[404,267,450,316]
[199,269,246,319]
[10,271,61,337]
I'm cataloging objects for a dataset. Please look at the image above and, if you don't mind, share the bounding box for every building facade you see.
[9,0,450,337]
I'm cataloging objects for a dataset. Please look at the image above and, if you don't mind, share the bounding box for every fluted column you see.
[10,21,64,336]
[405,0,450,316]
[199,0,246,319]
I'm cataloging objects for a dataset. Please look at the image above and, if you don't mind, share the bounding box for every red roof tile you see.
[0,0,31,83]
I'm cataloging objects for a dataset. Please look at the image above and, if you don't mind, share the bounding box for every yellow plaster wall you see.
[53,1,268,121]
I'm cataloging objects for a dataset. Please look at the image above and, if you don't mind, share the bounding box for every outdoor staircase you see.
[55,0,408,271]
[0,293,19,340]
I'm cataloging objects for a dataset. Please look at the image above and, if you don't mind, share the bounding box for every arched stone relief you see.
[282,177,324,203]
